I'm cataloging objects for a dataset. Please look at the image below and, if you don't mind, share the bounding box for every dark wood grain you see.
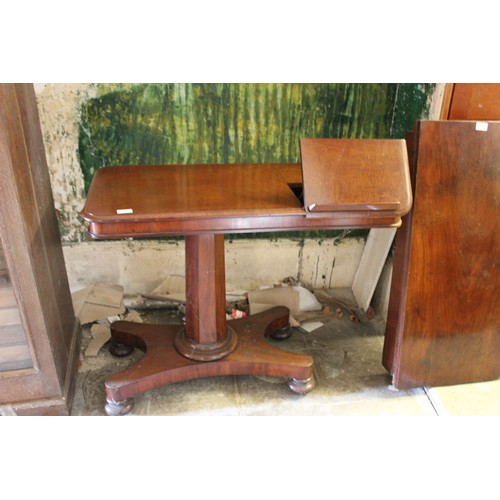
[446,83,500,120]
[0,84,80,414]
[82,163,304,222]
[105,307,314,414]
[175,234,239,361]
[383,120,500,388]
[184,234,226,344]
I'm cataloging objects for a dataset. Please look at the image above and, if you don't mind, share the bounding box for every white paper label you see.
[116,208,134,214]
[475,121,488,132]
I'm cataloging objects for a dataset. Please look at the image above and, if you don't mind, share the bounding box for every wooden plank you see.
[383,120,500,388]
[352,227,397,313]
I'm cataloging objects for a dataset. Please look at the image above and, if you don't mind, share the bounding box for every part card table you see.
[82,138,412,415]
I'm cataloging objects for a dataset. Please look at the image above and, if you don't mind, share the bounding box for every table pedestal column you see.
[174,234,238,361]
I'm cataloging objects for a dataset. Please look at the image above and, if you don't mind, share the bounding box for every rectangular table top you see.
[82,163,304,223]
[82,159,412,239]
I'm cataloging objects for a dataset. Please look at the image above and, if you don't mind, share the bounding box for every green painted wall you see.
[78,83,434,239]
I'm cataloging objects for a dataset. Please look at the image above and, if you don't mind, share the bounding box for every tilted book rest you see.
[82,138,412,415]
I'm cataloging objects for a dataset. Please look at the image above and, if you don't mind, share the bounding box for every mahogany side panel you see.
[382,130,418,378]
[0,84,80,413]
[383,120,500,388]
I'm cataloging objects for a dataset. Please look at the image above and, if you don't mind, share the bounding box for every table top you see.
[82,163,304,223]
[82,157,412,239]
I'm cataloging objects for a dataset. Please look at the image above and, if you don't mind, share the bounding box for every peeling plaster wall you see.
[35,83,97,242]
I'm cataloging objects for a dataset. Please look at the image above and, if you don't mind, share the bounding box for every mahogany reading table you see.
[82,138,412,415]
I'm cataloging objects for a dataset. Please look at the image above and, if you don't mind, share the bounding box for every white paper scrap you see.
[475,122,488,132]
[301,321,324,332]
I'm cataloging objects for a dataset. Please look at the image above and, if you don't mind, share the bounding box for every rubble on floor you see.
[72,276,378,357]
[72,283,126,324]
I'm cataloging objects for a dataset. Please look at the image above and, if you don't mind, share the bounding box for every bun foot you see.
[288,375,315,395]
[105,398,134,416]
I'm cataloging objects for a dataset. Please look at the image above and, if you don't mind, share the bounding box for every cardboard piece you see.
[247,285,323,328]
[247,285,322,315]
[247,286,301,315]
[72,283,126,325]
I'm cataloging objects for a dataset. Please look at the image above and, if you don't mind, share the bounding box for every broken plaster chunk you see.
[72,283,126,325]
[296,285,323,312]
[106,315,122,323]
[122,310,144,323]
[247,285,322,316]
[85,323,111,356]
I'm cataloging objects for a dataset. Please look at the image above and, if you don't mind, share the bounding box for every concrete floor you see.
[70,304,500,417]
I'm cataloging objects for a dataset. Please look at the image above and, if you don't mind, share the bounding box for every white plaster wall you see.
[63,237,366,295]
[299,237,364,289]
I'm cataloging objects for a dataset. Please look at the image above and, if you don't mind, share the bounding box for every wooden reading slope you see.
[300,139,412,216]
[82,139,412,415]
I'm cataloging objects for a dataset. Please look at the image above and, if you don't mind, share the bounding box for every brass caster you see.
[287,375,315,395]
[104,398,134,416]
[109,341,134,357]
[270,324,292,340]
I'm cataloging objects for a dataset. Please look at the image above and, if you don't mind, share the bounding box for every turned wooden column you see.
[174,233,238,361]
